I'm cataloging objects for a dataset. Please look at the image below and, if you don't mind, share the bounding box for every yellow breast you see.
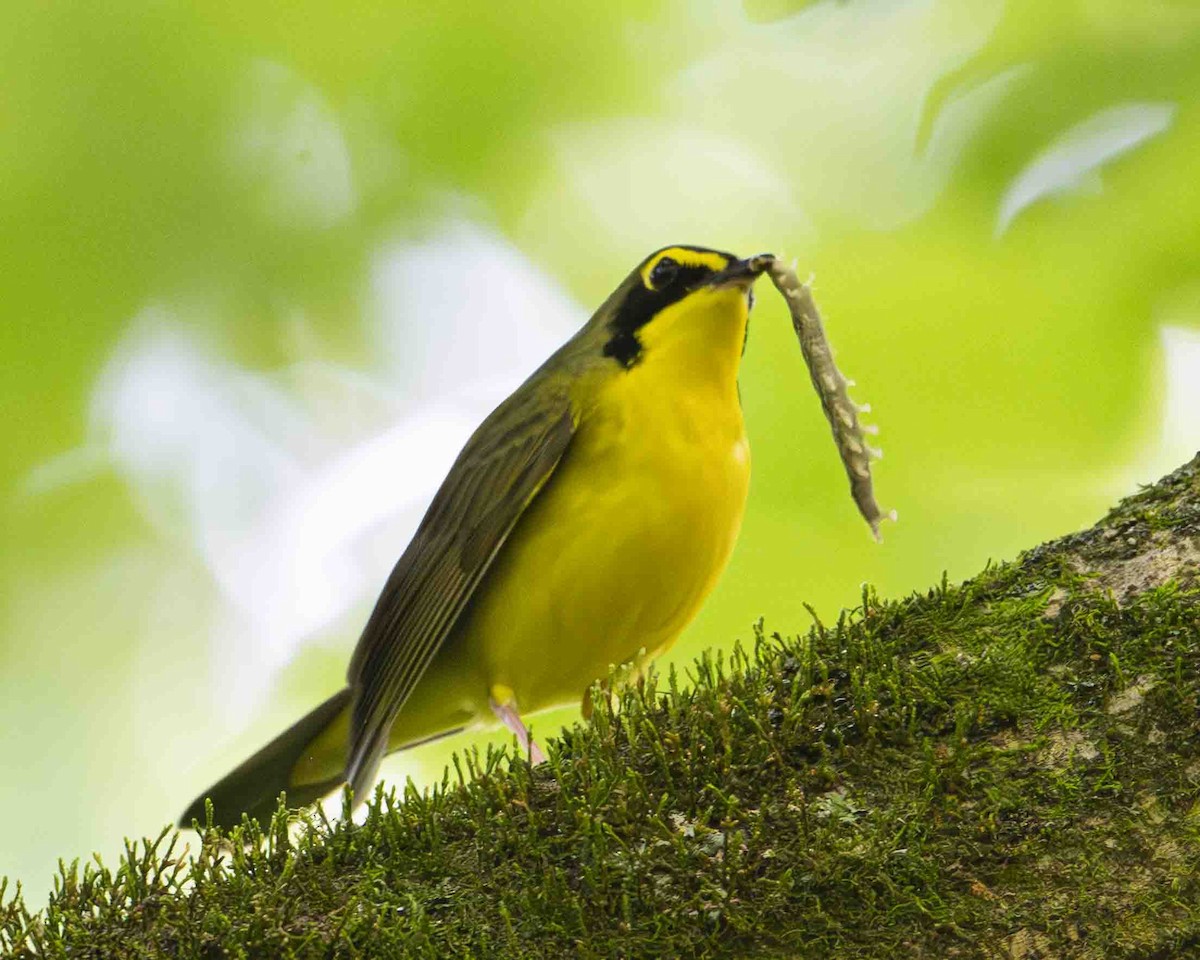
[456,284,753,717]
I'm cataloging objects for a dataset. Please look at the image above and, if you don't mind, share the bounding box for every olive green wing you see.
[344,387,577,796]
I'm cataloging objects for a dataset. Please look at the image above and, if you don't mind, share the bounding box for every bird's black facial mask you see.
[603,245,737,368]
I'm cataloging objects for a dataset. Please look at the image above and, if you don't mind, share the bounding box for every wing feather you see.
[344,388,576,794]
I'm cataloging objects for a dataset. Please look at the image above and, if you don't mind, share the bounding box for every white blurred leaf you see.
[995,102,1175,237]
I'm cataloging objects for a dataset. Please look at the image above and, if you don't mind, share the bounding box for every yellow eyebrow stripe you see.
[640,247,731,288]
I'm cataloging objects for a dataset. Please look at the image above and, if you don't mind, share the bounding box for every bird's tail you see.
[179,687,352,830]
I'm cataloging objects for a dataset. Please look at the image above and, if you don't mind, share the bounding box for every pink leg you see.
[489,697,547,765]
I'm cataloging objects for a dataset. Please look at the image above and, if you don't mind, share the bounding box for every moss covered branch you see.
[5,457,1200,958]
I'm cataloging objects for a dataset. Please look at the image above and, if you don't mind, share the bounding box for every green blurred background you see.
[3,0,1198,895]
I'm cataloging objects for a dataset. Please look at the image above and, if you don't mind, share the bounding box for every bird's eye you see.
[649,256,679,289]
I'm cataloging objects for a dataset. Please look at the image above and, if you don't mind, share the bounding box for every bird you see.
[180,244,775,829]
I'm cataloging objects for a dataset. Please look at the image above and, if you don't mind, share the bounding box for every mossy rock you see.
[4,457,1200,959]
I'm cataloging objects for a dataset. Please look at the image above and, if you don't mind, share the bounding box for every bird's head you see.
[597,245,775,369]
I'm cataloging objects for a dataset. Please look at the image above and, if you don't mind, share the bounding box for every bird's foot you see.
[489,693,547,765]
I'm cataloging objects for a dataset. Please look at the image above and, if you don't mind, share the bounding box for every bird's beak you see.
[707,253,776,290]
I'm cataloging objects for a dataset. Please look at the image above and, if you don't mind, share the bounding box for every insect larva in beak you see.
[767,258,894,542]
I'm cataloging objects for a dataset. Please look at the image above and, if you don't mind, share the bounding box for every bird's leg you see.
[489,691,547,765]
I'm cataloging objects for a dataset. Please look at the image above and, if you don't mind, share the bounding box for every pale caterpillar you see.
[766,259,896,542]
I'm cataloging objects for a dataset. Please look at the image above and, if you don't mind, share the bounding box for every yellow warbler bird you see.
[181,245,774,828]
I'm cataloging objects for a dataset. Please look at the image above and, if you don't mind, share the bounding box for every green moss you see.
[4,457,1200,958]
